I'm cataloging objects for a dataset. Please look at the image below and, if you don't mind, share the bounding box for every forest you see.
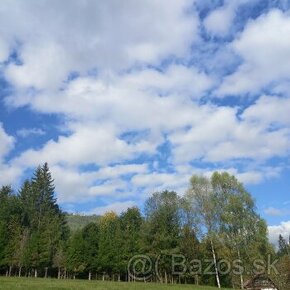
[0,163,289,289]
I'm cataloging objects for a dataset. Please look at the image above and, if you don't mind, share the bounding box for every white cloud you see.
[1,0,198,90]
[96,164,148,180]
[268,220,290,246]
[203,0,260,36]
[84,201,136,216]
[242,95,290,127]
[169,101,290,164]
[16,127,45,138]
[0,164,22,186]
[264,207,290,217]
[0,123,14,160]
[0,124,20,185]
[131,171,190,195]
[9,91,290,204]
[123,65,213,100]
[195,166,280,185]
[50,164,149,203]
[218,9,290,95]
[13,123,158,168]
[169,106,238,163]
[50,166,97,203]
[7,64,213,124]
[1,1,289,215]
[205,126,290,162]
[204,5,235,36]
[88,179,127,198]
[0,39,10,62]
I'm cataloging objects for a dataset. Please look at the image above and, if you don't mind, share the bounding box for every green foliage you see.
[0,163,68,277]
[82,222,99,272]
[67,230,87,276]
[144,190,181,254]
[119,207,142,272]
[0,167,281,288]
[278,234,290,257]
[97,212,122,275]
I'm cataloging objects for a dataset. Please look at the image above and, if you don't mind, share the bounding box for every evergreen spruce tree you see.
[143,191,182,283]
[0,186,12,269]
[67,230,87,279]
[119,207,143,281]
[82,222,99,280]
[18,163,68,277]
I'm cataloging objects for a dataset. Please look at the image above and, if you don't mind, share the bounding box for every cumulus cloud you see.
[50,164,148,203]
[168,103,290,164]
[0,124,20,185]
[204,5,235,36]
[203,0,260,36]
[0,0,289,217]
[16,127,45,138]
[242,95,290,127]
[264,207,290,217]
[268,220,290,246]
[8,90,290,203]
[0,39,10,62]
[1,0,198,90]
[84,201,136,216]
[6,64,214,122]
[13,123,159,168]
[218,9,290,95]
[0,164,22,186]
[0,123,14,160]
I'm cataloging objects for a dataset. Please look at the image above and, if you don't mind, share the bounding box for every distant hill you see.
[65,213,100,231]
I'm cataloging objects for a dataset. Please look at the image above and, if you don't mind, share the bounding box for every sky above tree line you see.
[0,0,289,245]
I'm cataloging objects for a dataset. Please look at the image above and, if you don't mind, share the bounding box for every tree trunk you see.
[238,249,244,289]
[88,271,91,280]
[58,267,61,279]
[102,273,105,281]
[8,265,12,277]
[18,266,22,277]
[44,267,48,278]
[210,238,221,288]
[165,271,168,284]
[34,269,38,278]
[195,274,199,285]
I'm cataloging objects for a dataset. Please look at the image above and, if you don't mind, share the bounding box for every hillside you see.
[65,213,100,231]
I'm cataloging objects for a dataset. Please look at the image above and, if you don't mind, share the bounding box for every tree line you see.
[0,163,289,289]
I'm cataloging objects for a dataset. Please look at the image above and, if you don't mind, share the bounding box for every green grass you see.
[0,277,232,290]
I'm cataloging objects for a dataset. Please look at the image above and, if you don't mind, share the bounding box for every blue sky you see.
[0,0,290,245]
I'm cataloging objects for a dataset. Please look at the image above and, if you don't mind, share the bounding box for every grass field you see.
[0,277,232,290]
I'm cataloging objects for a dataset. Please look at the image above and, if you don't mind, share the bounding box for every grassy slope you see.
[0,278,232,290]
[65,214,100,232]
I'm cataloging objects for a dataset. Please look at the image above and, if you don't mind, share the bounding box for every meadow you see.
[0,278,232,290]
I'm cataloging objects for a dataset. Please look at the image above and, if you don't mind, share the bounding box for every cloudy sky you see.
[0,0,290,245]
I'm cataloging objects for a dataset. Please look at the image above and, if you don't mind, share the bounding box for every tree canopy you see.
[0,164,284,288]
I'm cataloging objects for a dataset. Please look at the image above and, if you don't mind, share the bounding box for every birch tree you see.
[185,175,221,288]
